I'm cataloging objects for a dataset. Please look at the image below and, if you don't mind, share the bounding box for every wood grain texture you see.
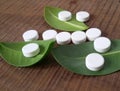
[0,0,120,91]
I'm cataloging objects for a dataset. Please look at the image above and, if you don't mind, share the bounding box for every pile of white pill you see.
[21,10,91,58]
[86,28,111,71]
[58,10,90,22]
[21,9,112,72]
[41,28,111,71]
[57,10,111,71]
[22,30,40,58]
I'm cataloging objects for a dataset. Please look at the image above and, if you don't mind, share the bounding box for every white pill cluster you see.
[42,30,71,45]
[21,10,91,58]
[41,28,111,71]
[42,30,86,45]
[57,10,111,71]
[58,10,90,22]
[85,30,111,71]
[22,30,40,58]
[21,9,111,72]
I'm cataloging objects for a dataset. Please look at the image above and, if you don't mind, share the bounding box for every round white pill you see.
[85,53,105,71]
[58,11,72,21]
[23,30,39,41]
[86,28,102,41]
[76,11,90,22]
[42,29,57,40]
[71,31,86,44]
[56,32,71,45]
[94,37,111,53]
[22,43,40,57]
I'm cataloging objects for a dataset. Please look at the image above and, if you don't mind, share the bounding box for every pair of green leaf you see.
[1,39,120,76]
[0,40,54,67]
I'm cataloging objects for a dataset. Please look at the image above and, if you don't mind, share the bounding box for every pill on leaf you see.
[76,11,90,22]
[42,29,57,40]
[22,43,40,57]
[23,30,39,41]
[58,11,72,21]
[86,28,102,41]
[56,32,71,45]
[85,53,105,71]
[71,31,86,44]
[94,37,111,53]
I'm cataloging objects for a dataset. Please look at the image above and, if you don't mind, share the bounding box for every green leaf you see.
[52,40,120,76]
[0,40,54,67]
[44,6,89,31]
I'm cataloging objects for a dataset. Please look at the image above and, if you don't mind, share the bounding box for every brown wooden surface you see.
[0,0,120,91]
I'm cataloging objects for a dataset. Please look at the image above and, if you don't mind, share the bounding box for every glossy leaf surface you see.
[44,6,89,31]
[0,40,54,67]
[52,40,120,76]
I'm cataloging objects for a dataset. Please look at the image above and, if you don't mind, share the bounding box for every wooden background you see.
[0,0,120,91]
